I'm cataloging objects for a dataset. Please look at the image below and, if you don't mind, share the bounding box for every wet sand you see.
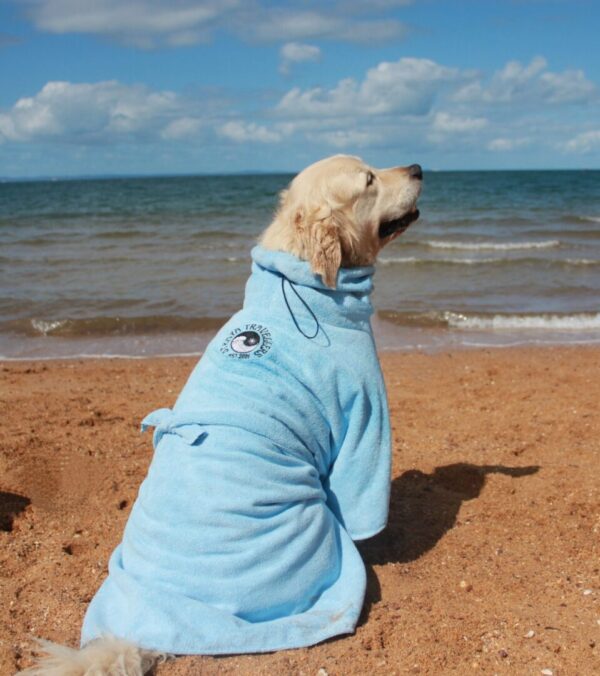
[1,347,599,675]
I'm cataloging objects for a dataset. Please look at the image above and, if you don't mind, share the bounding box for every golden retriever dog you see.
[262,154,422,284]
[22,154,422,676]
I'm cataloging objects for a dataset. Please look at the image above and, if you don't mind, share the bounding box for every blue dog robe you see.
[82,246,391,655]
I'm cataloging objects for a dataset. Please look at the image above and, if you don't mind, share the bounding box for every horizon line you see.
[2,166,599,183]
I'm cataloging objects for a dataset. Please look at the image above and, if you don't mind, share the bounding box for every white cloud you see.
[21,0,240,48]
[19,0,410,48]
[538,70,598,104]
[243,9,408,44]
[0,80,203,143]
[1,52,597,167]
[487,137,531,152]
[432,111,488,134]
[453,56,597,106]
[563,130,600,154]
[218,121,281,143]
[279,42,321,75]
[308,129,381,149]
[161,116,203,140]
[277,58,463,118]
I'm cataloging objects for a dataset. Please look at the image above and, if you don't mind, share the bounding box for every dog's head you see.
[260,154,422,287]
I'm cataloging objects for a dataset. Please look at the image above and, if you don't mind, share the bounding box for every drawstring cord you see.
[281,276,321,340]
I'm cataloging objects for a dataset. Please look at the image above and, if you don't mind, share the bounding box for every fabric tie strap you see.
[281,276,321,340]
[141,408,207,448]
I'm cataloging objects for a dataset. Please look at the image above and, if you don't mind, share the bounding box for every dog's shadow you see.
[358,462,539,616]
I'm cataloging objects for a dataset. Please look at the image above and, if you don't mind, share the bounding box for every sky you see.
[1,0,599,177]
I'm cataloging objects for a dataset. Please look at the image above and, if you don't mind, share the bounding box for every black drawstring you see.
[281,276,321,340]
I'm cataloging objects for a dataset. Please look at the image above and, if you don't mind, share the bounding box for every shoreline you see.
[2,346,599,674]
[2,319,600,361]
[2,341,600,364]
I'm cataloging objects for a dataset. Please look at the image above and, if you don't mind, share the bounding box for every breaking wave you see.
[444,312,600,330]
[420,239,561,251]
[379,256,598,267]
[8,316,228,337]
[379,310,600,331]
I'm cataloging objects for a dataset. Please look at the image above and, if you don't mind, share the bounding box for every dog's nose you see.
[408,164,423,180]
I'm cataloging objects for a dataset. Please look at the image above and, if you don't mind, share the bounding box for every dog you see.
[22,155,422,675]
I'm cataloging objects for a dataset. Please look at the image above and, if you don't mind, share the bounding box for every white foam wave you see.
[423,240,560,251]
[579,215,600,223]
[31,319,67,335]
[381,254,599,267]
[379,257,419,265]
[380,256,501,266]
[565,258,599,266]
[445,312,600,331]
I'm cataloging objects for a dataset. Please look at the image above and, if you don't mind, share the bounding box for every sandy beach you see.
[1,347,599,675]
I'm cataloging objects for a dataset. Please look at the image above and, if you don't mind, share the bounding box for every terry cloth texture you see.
[81,245,392,655]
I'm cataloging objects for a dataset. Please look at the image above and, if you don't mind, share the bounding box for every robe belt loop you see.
[141,407,207,448]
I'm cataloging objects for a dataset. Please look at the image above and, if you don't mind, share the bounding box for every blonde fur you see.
[18,637,166,676]
[261,154,421,287]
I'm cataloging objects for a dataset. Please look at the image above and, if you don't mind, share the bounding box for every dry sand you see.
[1,347,599,675]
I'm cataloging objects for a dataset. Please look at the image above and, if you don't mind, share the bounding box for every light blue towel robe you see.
[81,245,391,655]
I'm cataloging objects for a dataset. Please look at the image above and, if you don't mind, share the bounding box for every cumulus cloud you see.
[18,0,241,48]
[277,58,463,118]
[2,52,598,163]
[241,8,408,44]
[431,111,487,134]
[218,121,281,143]
[562,130,600,154]
[272,54,599,153]
[20,0,240,48]
[279,42,321,75]
[426,112,489,147]
[18,0,410,48]
[161,116,203,140]
[487,137,531,152]
[453,56,598,106]
[307,129,381,149]
[0,80,203,143]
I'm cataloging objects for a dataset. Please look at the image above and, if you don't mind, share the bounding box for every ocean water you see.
[1,170,599,359]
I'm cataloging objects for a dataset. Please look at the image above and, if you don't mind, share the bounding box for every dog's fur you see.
[261,154,421,287]
[21,155,421,676]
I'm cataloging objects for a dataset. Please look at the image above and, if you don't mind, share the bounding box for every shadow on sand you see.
[358,462,539,614]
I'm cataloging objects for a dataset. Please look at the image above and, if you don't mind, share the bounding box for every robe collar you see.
[245,246,376,332]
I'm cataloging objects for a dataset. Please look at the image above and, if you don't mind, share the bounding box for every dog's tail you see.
[18,636,166,676]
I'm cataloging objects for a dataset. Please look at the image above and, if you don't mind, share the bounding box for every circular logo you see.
[220,324,272,360]
[231,330,261,353]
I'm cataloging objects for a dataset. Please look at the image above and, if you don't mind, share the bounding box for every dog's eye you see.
[366,171,375,187]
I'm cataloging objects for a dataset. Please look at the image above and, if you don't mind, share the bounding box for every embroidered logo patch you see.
[220,324,272,359]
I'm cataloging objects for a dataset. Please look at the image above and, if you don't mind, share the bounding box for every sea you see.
[1,170,599,359]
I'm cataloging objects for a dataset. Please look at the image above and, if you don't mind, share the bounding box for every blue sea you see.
[1,170,599,359]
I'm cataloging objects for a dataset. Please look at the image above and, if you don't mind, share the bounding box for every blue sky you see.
[1,0,599,177]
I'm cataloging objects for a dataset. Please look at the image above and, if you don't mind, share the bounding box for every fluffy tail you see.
[18,636,166,676]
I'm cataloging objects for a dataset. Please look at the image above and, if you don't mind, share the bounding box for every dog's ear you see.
[291,204,342,288]
[309,209,342,289]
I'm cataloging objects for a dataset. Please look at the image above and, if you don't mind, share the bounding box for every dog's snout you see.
[408,164,423,180]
